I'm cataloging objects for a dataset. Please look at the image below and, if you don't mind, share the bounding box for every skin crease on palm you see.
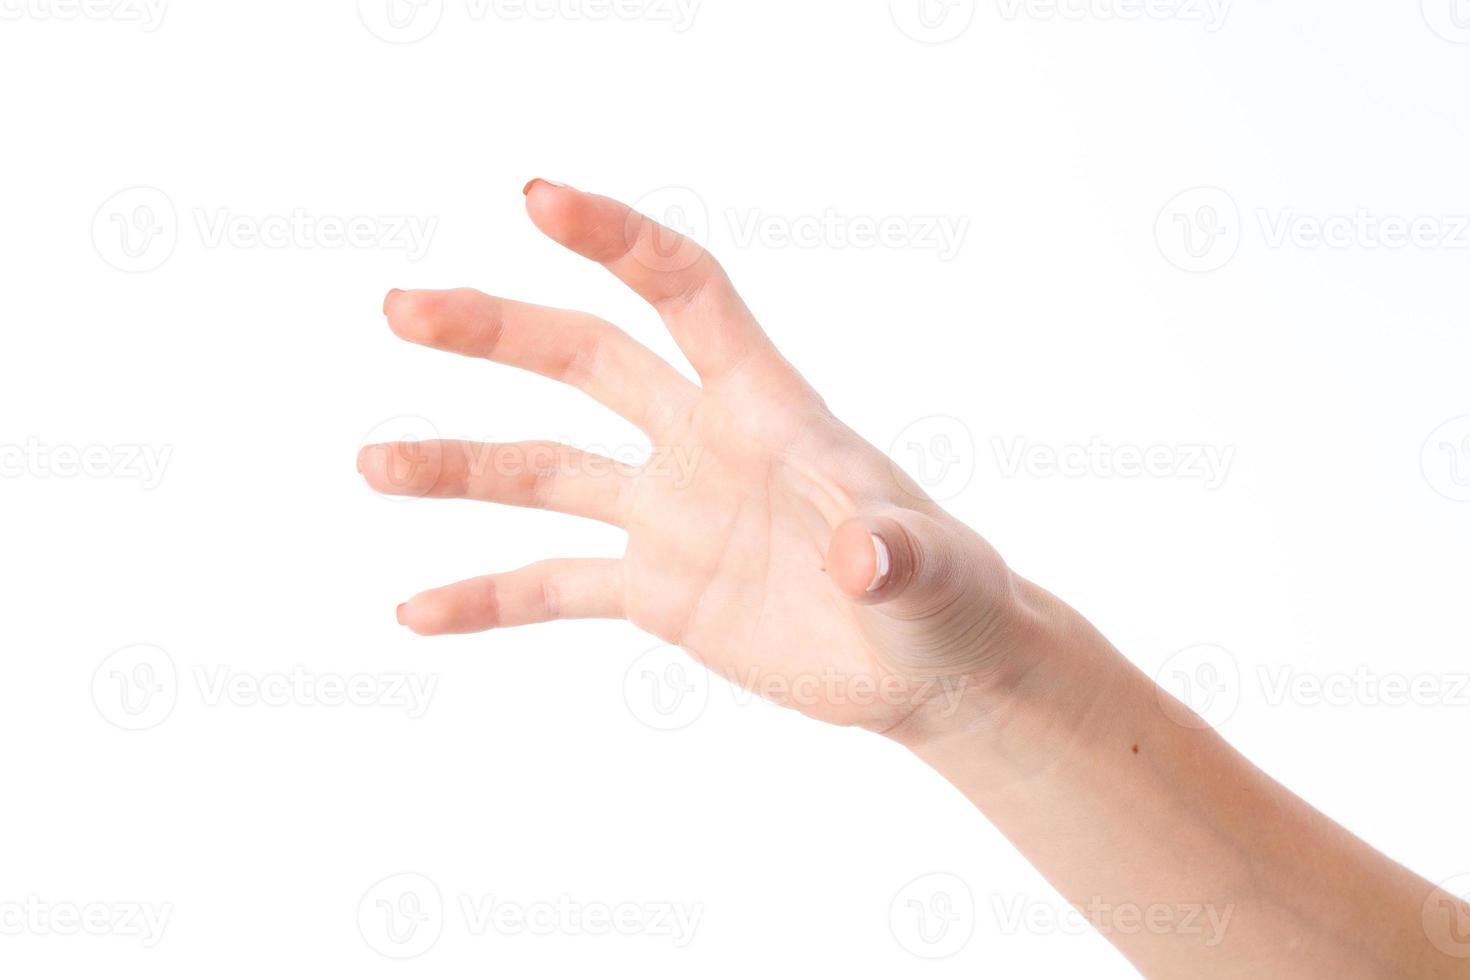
[357,178,1021,736]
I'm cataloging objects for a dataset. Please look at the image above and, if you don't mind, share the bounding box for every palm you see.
[620,393,896,726]
[361,181,1003,732]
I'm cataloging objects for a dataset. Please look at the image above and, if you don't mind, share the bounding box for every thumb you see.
[827,509,978,620]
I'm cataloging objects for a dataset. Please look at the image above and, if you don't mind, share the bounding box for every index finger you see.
[523,180,781,385]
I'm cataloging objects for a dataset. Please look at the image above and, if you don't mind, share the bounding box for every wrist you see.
[884,577,1129,778]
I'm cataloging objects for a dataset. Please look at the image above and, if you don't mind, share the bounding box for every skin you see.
[358,180,1470,978]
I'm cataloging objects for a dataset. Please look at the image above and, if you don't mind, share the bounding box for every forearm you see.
[895,578,1470,979]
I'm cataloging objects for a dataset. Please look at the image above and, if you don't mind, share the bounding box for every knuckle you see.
[539,573,561,620]
[557,327,605,389]
[519,444,562,509]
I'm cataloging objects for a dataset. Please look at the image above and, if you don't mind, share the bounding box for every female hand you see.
[359,181,1470,979]
[358,180,1030,737]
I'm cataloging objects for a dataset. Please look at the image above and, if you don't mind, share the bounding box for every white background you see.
[2,1,1469,976]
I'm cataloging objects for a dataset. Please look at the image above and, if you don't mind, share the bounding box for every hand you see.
[358,180,1031,736]
[358,184,1470,980]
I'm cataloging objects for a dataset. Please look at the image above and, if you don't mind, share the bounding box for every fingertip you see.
[828,519,882,600]
[379,288,457,349]
[381,287,428,344]
[522,178,573,227]
[396,597,442,636]
[523,177,570,196]
[357,440,444,499]
[868,534,891,592]
[356,440,398,479]
[523,184,619,265]
[398,577,496,635]
[523,180,579,238]
[357,442,385,480]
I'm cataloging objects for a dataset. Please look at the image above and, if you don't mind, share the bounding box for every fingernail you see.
[867,534,890,592]
[355,447,365,473]
[383,288,402,315]
[396,603,407,625]
[522,178,569,195]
